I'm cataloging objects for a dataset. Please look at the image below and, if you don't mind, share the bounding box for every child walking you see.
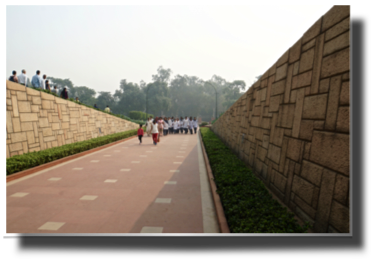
[138,124,144,144]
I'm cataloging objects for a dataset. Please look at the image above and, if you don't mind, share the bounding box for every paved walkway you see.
[6,131,220,233]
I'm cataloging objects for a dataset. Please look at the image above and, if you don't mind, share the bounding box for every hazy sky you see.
[6,5,334,94]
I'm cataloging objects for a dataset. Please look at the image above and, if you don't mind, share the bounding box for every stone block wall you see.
[212,6,350,233]
[6,80,139,158]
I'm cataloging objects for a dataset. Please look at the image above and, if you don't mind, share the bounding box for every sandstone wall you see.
[6,81,139,158]
[212,6,350,233]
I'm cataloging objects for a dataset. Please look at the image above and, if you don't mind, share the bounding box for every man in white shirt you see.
[189,117,194,135]
[183,116,189,134]
[168,118,173,134]
[41,75,47,90]
[193,117,198,134]
[18,69,28,87]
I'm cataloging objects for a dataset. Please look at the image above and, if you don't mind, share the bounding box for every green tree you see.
[72,86,97,106]
[96,91,115,111]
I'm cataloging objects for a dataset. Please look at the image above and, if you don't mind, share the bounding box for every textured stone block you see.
[277,50,289,67]
[269,95,281,112]
[314,120,325,130]
[310,131,349,175]
[42,128,53,136]
[55,97,68,104]
[301,160,323,186]
[287,138,303,162]
[260,88,267,101]
[9,142,23,152]
[321,47,349,78]
[302,38,316,52]
[325,75,342,130]
[302,94,328,119]
[294,195,316,220]
[322,5,350,32]
[41,91,56,100]
[52,123,61,130]
[31,105,40,112]
[261,117,271,129]
[17,101,31,113]
[299,47,315,73]
[275,63,288,82]
[299,120,314,140]
[334,174,349,206]
[21,122,33,131]
[7,80,26,91]
[336,107,349,133]
[291,88,305,138]
[319,78,330,93]
[12,118,21,132]
[340,81,350,105]
[315,169,336,227]
[323,31,349,56]
[325,17,349,41]
[262,135,270,149]
[257,146,267,162]
[292,175,315,204]
[290,90,297,103]
[42,100,51,109]
[39,118,50,128]
[44,136,56,142]
[267,144,281,164]
[26,87,40,96]
[291,70,312,89]
[20,113,38,122]
[311,34,325,95]
[302,17,322,44]
[289,39,302,63]
[11,96,19,117]
[271,79,286,96]
[32,96,42,105]
[16,91,27,101]
[273,170,287,193]
[284,65,294,103]
[293,61,299,76]
[329,200,349,233]
[260,79,267,88]
[26,131,35,144]
[277,104,295,128]
[11,132,27,143]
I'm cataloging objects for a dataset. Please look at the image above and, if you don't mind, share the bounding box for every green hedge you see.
[7,128,143,176]
[200,127,310,233]
[129,111,153,120]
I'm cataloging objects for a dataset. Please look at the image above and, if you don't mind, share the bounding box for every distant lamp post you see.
[204,81,218,120]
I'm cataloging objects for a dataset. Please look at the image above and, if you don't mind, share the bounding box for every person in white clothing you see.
[183,116,189,134]
[146,117,152,137]
[189,117,194,135]
[18,70,28,87]
[179,117,184,134]
[163,117,169,136]
[151,119,159,145]
[193,117,198,134]
[168,117,173,134]
[174,118,179,134]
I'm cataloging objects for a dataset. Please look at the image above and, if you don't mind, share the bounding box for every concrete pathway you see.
[6,131,220,233]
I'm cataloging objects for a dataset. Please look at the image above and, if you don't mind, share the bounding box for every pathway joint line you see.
[38,222,65,231]
[10,192,29,198]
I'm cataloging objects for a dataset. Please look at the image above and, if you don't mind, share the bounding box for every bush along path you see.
[200,128,310,233]
[7,128,142,176]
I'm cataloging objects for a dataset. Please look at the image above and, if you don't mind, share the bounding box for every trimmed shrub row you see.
[129,111,153,120]
[28,87,146,125]
[7,128,142,176]
[200,127,309,233]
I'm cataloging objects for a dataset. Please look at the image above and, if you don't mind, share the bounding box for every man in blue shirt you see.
[31,70,42,88]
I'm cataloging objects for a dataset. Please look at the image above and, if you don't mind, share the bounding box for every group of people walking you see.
[142,116,199,145]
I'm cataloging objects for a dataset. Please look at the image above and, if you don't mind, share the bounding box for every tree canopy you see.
[48,66,248,121]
